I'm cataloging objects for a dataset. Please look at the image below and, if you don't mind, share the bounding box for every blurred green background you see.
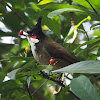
[0,0,100,100]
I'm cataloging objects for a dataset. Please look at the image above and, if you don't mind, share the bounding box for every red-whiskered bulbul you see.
[19,17,79,70]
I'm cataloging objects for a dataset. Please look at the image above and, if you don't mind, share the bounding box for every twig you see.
[70,12,75,26]
[29,85,47,100]
[32,80,48,95]
[25,83,33,100]
[1,0,32,29]
[84,30,89,41]
[68,0,78,43]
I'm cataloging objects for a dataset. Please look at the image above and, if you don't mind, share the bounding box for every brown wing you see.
[44,39,79,68]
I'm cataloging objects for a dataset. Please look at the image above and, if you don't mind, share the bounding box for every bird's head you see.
[19,17,46,44]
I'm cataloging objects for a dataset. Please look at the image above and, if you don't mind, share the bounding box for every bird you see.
[19,17,79,70]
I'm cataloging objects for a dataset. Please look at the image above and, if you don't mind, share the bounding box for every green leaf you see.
[27,76,32,88]
[97,46,100,56]
[0,43,14,54]
[52,60,100,74]
[7,68,19,80]
[38,0,41,2]
[2,13,21,32]
[41,13,61,37]
[17,61,36,72]
[47,5,93,19]
[30,3,41,11]
[9,56,33,61]
[0,71,6,82]
[70,75,100,100]
[32,75,42,80]
[72,0,100,11]
[43,4,92,12]
[7,0,26,9]
[16,71,42,80]
[93,30,100,37]
[43,4,71,10]
[38,0,56,5]
[48,8,85,19]
[74,38,100,53]
[90,23,100,30]
[0,4,7,13]
[0,30,16,37]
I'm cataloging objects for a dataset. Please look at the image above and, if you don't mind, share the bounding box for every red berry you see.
[19,30,23,35]
[32,36,37,39]
[49,58,54,64]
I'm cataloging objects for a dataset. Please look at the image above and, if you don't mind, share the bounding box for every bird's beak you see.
[23,31,29,36]
[19,30,29,36]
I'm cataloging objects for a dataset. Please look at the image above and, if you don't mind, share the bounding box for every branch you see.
[40,71,65,87]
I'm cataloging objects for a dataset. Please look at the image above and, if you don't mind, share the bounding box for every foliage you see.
[0,0,100,100]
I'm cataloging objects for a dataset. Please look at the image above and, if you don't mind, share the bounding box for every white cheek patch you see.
[30,38,39,43]
[23,31,29,36]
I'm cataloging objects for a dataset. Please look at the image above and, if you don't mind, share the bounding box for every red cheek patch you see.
[32,36,37,39]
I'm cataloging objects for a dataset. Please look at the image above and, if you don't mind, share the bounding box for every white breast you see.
[27,37,39,61]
